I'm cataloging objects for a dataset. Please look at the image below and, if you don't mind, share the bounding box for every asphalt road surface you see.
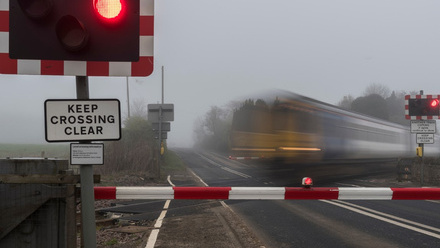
[171,149,440,248]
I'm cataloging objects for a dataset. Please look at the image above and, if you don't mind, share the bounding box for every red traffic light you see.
[93,0,125,21]
[408,98,440,117]
[10,0,140,61]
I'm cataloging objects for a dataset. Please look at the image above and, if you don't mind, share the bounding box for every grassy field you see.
[0,143,69,159]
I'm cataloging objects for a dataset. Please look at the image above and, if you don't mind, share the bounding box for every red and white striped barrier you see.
[94,187,440,200]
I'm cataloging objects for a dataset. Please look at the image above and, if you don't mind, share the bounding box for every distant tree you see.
[193,105,232,152]
[337,95,354,109]
[351,94,389,120]
[205,106,226,136]
[193,116,206,147]
[386,91,411,126]
[364,83,391,99]
[131,98,148,119]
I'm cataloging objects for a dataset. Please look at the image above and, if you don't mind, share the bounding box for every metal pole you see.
[76,76,97,248]
[126,77,130,118]
[421,143,424,186]
[420,90,424,186]
[158,105,162,178]
[157,66,164,178]
[162,66,164,104]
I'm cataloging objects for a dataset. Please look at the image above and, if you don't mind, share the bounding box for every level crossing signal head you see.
[9,0,139,62]
[408,98,440,117]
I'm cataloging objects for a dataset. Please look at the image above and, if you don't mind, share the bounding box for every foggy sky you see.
[1,0,440,147]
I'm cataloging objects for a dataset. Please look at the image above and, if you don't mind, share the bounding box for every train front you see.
[229,94,324,162]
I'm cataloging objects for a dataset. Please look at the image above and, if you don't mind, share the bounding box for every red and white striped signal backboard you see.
[0,0,154,77]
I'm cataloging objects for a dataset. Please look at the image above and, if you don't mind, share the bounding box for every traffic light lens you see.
[431,99,439,108]
[302,177,313,187]
[304,178,312,185]
[56,15,89,52]
[94,0,123,20]
[17,0,53,19]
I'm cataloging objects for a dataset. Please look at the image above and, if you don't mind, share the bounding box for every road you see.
[172,148,440,247]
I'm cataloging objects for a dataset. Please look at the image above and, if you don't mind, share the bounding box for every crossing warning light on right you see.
[405,95,440,119]
[302,177,313,188]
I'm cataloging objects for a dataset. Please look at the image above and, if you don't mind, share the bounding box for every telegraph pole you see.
[126,77,131,118]
[158,66,165,178]
[147,66,173,178]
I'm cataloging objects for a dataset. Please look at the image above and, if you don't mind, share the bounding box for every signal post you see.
[405,92,439,185]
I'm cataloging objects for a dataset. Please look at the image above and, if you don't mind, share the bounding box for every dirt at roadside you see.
[94,171,266,248]
[155,202,265,248]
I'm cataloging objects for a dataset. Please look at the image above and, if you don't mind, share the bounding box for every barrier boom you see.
[94,187,440,200]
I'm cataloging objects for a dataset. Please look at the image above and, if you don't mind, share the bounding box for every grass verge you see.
[0,143,69,159]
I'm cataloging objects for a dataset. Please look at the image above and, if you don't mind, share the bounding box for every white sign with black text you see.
[71,143,104,165]
[410,120,436,133]
[416,133,435,144]
[45,99,121,142]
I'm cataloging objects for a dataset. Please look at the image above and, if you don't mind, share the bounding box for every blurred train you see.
[230,90,438,163]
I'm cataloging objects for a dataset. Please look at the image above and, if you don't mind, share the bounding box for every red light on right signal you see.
[430,99,439,108]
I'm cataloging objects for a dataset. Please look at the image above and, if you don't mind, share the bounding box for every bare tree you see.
[99,115,156,176]
[131,98,148,119]
[337,95,354,109]
[363,83,391,98]
[193,105,232,151]
[352,94,389,120]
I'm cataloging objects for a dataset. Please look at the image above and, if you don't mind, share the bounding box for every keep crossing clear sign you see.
[44,99,121,142]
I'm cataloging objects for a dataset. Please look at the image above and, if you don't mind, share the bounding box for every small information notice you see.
[410,120,436,133]
[71,143,104,165]
[416,133,435,144]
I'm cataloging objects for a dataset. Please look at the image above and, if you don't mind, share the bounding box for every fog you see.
[1,0,440,147]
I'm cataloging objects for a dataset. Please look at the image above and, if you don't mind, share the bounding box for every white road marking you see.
[167,175,175,187]
[336,200,440,233]
[188,167,237,220]
[145,175,173,248]
[154,209,168,228]
[145,230,160,248]
[188,167,209,187]
[145,163,248,247]
[197,152,252,179]
[322,200,440,239]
